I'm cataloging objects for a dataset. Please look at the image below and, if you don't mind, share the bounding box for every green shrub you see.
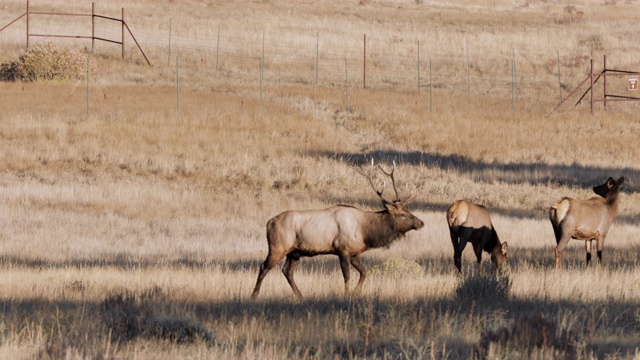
[0,43,87,81]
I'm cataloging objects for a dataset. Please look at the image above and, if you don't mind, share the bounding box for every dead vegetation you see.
[0,0,639,358]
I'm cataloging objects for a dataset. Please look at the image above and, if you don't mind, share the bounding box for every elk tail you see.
[549,199,569,242]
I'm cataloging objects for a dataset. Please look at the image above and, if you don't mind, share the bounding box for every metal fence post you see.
[590,59,594,115]
[26,1,29,48]
[345,58,350,112]
[557,51,562,104]
[363,34,366,89]
[86,55,90,117]
[417,41,420,93]
[121,8,125,59]
[91,2,95,52]
[603,54,607,109]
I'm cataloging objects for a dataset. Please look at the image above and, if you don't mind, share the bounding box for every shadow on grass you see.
[312,149,639,192]
[311,149,640,226]
[1,289,638,359]
[1,243,637,274]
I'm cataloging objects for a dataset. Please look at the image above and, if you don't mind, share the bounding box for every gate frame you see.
[551,55,640,115]
[0,1,151,66]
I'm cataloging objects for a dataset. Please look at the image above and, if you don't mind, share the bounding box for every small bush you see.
[476,313,579,359]
[0,43,87,82]
[370,257,424,277]
[101,287,213,344]
[454,272,511,304]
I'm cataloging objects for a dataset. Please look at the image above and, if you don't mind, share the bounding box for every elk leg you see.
[474,239,484,274]
[454,227,472,273]
[585,240,592,265]
[555,233,572,270]
[338,253,351,295]
[251,252,285,300]
[282,252,303,300]
[350,255,367,296]
[449,227,460,272]
[596,236,605,264]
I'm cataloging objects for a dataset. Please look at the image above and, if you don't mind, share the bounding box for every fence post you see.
[590,59,594,115]
[315,32,319,84]
[86,55,90,118]
[345,58,350,112]
[512,49,516,118]
[557,50,561,104]
[216,25,220,72]
[168,18,172,66]
[363,34,366,89]
[26,1,29,48]
[176,56,180,120]
[466,41,470,97]
[121,8,125,59]
[417,41,420,93]
[603,54,607,110]
[91,2,95,52]
[429,58,433,112]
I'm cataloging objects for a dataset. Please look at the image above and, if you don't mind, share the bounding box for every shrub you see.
[454,272,511,305]
[476,313,580,359]
[0,43,87,82]
[370,257,424,277]
[101,287,213,344]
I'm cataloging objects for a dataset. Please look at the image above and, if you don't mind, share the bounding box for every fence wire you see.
[2,10,638,111]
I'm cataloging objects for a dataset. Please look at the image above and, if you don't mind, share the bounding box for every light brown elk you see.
[549,176,624,269]
[447,200,508,273]
[250,164,424,300]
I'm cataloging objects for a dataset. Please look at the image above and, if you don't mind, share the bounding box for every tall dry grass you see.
[0,0,639,359]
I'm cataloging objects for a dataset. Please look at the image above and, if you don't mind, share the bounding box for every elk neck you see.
[361,210,404,249]
[486,227,501,254]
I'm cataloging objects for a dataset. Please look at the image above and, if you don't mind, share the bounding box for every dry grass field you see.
[1,0,640,359]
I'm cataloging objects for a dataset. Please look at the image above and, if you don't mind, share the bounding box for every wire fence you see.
[3,5,640,113]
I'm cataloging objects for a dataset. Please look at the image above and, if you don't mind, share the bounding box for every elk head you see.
[359,161,424,233]
[593,177,625,200]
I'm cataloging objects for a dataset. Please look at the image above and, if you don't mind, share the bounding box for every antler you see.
[357,159,394,205]
[357,159,416,205]
[378,162,417,204]
[377,162,401,203]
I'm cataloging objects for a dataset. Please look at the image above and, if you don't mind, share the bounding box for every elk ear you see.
[501,242,508,255]
[617,177,625,185]
[383,201,397,212]
[607,177,616,188]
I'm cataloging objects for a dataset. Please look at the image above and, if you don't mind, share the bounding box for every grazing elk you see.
[447,200,508,273]
[250,164,424,300]
[549,176,624,269]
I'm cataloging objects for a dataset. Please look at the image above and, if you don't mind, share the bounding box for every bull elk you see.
[447,200,508,273]
[250,163,424,300]
[549,176,624,269]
